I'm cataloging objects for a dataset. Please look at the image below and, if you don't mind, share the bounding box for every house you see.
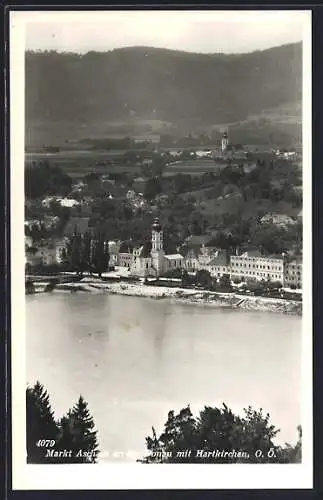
[108,241,121,267]
[184,249,200,272]
[196,150,212,158]
[230,250,284,283]
[41,196,57,208]
[25,246,43,268]
[207,250,230,278]
[260,213,296,227]
[197,246,216,267]
[164,254,185,271]
[25,235,33,249]
[283,257,302,289]
[25,238,67,269]
[118,241,135,268]
[59,198,80,208]
[41,196,79,208]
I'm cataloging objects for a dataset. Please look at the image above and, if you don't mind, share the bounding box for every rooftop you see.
[164,254,184,260]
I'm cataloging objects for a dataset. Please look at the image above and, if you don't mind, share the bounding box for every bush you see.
[25,279,35,294]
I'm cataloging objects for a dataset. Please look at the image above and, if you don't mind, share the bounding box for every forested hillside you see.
[26,43,301,129]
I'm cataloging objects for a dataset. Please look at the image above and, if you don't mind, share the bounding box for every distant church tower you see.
[151,217,165,277]
[221,131,229,153]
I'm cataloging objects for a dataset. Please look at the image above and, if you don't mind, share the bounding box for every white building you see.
[118,218,184,277]
[230,250,285,283]
[260,213,296,228]
[206,250,230,278]
[25,235,33,249]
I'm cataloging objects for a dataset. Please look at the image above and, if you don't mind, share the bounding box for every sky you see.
[21,10,308,54]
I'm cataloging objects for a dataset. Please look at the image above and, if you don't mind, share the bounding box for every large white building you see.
[230,250,285,283]
[119,218,184,277]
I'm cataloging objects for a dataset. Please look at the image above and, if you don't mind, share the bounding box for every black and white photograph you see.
[10,9,312,489]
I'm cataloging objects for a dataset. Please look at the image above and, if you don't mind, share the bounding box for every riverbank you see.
[28,277,302,316]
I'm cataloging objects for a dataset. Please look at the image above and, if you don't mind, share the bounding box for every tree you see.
[265,280,283,290]
[181,269,193,287]
[56,396,99,463]
[80,231,93,275]
[280,425,302,463]
[217,273,232,292]
[25,161,72,199]
[26,382,59,463]
[195,269,212,289]
[25,279,35,294]
[65,231,83,274]
[246,279,266,295]
[26,383,100,464]
[91,234,110,278]
[140,404,301,464]
[144,177,162,201]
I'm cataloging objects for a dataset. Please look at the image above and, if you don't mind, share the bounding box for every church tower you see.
[221,131,229,153]
[151,217,165,277]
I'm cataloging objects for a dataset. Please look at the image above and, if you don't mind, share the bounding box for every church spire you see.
[152,217,162,232]
[221,130,229,152]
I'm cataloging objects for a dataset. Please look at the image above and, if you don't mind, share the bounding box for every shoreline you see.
[27,277,302,316]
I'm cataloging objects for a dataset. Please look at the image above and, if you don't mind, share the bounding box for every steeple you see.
[221,130,229,152]
[152,217,162,232]
[151,217,163,252]
[151,217,164,276]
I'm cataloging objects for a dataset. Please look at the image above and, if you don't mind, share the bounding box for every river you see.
[26,293,302,462]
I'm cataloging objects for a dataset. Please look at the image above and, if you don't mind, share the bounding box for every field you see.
[25,119,174,148]
[25,151,143,179]
[163,158,258,176]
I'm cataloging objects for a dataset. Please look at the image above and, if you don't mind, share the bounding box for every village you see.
[25,131,303,302]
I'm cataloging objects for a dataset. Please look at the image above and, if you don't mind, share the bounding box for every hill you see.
[25,43,302,146]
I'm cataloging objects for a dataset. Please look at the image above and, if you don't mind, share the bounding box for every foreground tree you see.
[26,383,99,463]
[140,404,301,464]
[26,382,59,463]
[56,396,99,463]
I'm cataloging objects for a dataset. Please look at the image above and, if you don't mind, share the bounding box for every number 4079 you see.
[36,440,56,447]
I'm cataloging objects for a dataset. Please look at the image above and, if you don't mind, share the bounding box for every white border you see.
[10,10,313,490]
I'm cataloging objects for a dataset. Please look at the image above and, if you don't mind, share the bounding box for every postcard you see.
[10,9,312,489]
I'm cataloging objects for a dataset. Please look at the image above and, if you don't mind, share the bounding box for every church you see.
[118,218,184,277]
